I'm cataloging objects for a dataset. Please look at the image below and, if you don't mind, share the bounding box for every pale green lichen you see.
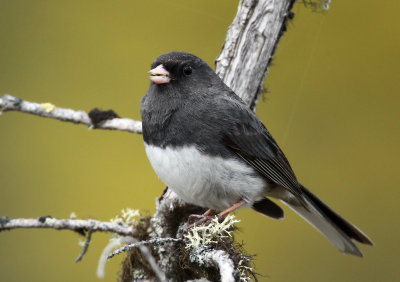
[110,208,140,226]
[184,215,240,249]
[40,102,56,113]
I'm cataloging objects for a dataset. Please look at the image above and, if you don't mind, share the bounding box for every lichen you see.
[110,208,140,226]
[40,102,56,113]
[184,215,240,250]
[44,217,56,225]
[69,212,77,219]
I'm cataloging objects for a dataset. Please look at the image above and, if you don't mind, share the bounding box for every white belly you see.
[144,144,266,210]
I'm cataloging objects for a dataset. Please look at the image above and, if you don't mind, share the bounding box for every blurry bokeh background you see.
[1,0,399,281]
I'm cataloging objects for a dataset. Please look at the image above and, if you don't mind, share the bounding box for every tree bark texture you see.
[216,0,295,109]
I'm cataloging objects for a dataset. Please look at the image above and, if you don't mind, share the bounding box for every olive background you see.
[1,1,399,281]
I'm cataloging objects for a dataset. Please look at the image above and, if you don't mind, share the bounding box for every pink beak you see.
[149,64,171,84]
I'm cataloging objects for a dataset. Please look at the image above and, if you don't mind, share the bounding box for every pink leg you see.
[187,200,245,230]
[217,199,246,218]
[203,209,216,216]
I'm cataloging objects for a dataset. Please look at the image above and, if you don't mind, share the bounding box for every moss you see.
[118,206,256,281]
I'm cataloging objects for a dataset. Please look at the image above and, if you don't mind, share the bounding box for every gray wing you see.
[220,97,303,198]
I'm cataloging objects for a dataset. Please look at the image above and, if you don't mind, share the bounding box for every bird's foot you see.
[187,208,217,227]
[185,213,223,232]
[187,214,214,227]
[185,201,245,232]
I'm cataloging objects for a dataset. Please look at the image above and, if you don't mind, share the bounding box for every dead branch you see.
[0,217,135,237]
[0,94,142,134]
[216,0,295,109]
[75,230,94,262]
[107,238,185,259]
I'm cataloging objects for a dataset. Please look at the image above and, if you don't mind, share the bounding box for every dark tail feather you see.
[283,184,373,256]
[300,185,373,246]
[252,198,284,219]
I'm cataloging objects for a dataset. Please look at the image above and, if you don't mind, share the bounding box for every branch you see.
[75,230,93,262]
[107,237,185,259]
[0,94,142,134]
[195,249,235,282]
[216,0,295,109]
[0,0,294,133]
[0,217,135,237]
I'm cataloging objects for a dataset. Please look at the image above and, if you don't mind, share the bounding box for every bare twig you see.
[107,237,185,259]
[75,229,93,262]
[0,217,135,237]
[0,94,142,134]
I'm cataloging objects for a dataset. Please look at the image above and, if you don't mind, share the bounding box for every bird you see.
[140,51,373,256]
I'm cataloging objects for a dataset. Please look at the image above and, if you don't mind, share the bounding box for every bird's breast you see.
[144,143,266,210]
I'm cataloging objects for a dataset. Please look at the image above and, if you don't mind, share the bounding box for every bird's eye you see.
[183,66,193,76]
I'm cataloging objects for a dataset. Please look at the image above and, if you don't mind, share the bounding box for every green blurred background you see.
[1,1,399,281]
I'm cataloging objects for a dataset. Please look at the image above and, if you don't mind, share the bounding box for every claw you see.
[185,200,245,232]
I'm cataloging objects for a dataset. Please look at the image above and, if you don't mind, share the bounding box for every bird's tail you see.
[283,185,373,257]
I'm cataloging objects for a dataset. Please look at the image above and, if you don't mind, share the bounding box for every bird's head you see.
[148,52,219,92]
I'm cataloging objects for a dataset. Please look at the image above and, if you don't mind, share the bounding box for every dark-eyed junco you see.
[140,51,373,256]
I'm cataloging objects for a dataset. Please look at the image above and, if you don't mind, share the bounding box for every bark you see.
[216,0,295,109]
